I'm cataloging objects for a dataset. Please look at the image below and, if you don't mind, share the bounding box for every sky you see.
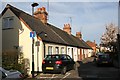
[0,0,119,45]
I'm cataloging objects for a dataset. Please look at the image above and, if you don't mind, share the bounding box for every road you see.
[78,57,120,80]
[35,57,120,80]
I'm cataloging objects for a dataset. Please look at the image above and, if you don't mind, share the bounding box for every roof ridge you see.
[47,23,68,34]
[2,4,42,22]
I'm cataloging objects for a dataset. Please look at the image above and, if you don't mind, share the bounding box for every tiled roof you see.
[86,41,96,47]
[2,4,92,49]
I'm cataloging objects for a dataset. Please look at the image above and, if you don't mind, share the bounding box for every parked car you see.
[0,67,23,79]
[42,54,76,75]
[95,53,112,66]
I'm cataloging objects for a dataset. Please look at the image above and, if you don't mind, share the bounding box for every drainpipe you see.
[66,45,67,55]
[43,42,46,58]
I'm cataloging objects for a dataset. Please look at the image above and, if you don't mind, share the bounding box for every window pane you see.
[2,17,13,29]
[45,55,60,60]
[48,46,52,54]
[61,47,64,54]
[55,47,59,54]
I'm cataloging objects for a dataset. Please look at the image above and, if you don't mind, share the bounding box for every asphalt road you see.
[34,57,120,80]
[78,57,120,80]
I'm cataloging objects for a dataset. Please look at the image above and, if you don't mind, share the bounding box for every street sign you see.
[30,31,36,38]
[35,41,40,46]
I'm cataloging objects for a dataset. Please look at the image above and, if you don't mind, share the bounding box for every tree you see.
[100,23,118,52]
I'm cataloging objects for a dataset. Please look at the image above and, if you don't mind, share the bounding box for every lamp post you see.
[31,2,39,78]
[118,0,120,77]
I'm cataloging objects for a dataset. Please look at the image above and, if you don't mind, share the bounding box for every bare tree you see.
[100,23,118,52]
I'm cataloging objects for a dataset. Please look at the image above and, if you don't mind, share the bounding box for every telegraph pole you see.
[117,1,120,71]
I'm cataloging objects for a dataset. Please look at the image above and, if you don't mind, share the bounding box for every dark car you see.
[42,54,75,74]
[95,53,112,66]
[0,67,23,79]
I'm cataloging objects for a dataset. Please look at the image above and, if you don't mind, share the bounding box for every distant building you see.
[86,40,97,56]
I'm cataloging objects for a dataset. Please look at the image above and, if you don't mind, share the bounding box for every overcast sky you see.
[1,0,119,45]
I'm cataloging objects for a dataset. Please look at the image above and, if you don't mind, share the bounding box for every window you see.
[3,16,14,29]
[61,55,67,60]
[61,47,64,54]
[45,55,60,60]
[67,55,72,60]
[48,46,52,54]
[68,48,70,54]
[0,70,7,79]
[55,47,59,54]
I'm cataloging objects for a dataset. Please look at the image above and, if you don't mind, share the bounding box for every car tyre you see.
[61,66,67,75]
[42,71,46,74]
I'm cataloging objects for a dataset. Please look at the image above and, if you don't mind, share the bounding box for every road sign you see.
[35,41,40,46]
[30,31,36,38]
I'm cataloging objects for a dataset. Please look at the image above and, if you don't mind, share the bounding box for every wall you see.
[45,43,67,55]
[19,20,44,74]
[2,9,20,52]
[67,46,78,61]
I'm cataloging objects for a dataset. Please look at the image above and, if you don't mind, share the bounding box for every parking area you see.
[36,70,80,80]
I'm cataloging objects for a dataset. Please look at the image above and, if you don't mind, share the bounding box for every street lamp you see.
[117,0,120,77]
[31,2,39,78]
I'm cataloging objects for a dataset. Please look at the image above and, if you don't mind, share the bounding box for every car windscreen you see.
[99,54,109,59]
[44,55,60,60]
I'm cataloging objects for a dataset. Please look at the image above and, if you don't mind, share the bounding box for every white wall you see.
[67,46,78,61]
[45,43,67,55]
[19,20,44,74]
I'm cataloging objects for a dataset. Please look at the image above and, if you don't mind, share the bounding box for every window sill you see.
[2,28,14,30]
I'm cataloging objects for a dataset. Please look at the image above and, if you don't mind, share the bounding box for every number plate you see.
[46,67,53,70]
[102,61,108,63]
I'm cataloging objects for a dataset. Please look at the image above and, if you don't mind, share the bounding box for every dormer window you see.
[2,16,14,29]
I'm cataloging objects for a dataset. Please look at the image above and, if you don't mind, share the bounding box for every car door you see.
[67,55,75,70]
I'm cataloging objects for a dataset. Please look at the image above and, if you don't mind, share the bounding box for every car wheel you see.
[42,71,46,74]
[61,66,67,75]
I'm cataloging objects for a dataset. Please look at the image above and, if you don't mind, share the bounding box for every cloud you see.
[1,2,118,44]
[1,0,119,2]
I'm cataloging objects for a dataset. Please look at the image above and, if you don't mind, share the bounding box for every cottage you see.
[1,4,92,75]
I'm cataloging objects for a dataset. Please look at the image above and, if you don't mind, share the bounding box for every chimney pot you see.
[34,7,48,24]
[42,7,46,11]
[37,8,42,11]
[63,23,71,35]
[76,32,82,40]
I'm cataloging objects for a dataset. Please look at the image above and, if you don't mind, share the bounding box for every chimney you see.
[76,32,82,40]
[63,23,71,35]
[34,7,48,24]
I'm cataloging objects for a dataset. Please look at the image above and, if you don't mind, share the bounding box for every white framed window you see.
[55,47,59,54]
[48,46,52,55]
[2,16,14,29]
[61,47,64,54]
[68,48,70,55]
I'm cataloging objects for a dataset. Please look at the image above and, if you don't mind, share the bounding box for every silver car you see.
[0,67,23,79]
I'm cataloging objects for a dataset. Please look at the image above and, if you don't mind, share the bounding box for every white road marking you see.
[51,74,55,78]
[60,72,71,80]
[38,74,58,79]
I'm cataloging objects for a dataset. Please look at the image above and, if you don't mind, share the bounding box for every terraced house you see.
[1,4,92,75]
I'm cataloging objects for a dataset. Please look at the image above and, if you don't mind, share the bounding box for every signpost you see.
[30,31,36,78]
[36,41,40,74]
